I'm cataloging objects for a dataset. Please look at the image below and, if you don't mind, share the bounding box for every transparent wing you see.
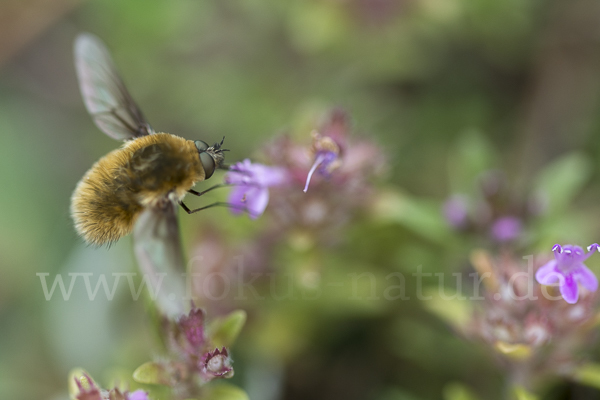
[133,198,186,318]
[74,33,154,141]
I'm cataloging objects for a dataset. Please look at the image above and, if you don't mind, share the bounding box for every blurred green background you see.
[4,0,600,399]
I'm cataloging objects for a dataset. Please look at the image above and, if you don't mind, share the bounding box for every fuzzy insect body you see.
[71,33,228,245]
[71,133,206,245]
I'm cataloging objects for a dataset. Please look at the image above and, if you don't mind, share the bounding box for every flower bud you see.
[201,347,234,379]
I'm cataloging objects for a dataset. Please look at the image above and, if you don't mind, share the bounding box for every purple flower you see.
[490,216,522,242]
[443,195,469,228]
[536,244,600,304]
[225,159,289,219]
[303,131,342,193]
[127,391,149,400]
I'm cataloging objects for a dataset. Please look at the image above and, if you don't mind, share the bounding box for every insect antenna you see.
[212,136,226,150]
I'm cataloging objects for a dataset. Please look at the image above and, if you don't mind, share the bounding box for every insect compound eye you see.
[200,152,216,179]
[195,140,209,152]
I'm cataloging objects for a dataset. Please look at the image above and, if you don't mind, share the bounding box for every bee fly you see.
[71,33,235,246]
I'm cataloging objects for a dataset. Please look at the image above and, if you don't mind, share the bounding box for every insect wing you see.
[133,199,186,317]
[74,33,154,141]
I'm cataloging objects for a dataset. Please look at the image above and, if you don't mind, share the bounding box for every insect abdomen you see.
[71,133,204,245]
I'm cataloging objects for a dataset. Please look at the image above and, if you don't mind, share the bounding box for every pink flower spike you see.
[179,307,206,348]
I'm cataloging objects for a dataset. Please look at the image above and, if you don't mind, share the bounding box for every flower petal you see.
[443,195,468,228]
[246,187,269,219]
[304,153,327,193]
[225,159,253,185]
[559,274,579,304]
[574,264,599,292]
[226,159,288,188]
[490,216,522,242]
[128,390,149,400]
[227,186,250,216]
[535,260,561,285]
[253,164,289,187]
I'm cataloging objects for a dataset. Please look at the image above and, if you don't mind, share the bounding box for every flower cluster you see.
[187,227,269,312]
[184,109,386,316]
[443,171,544,243]
[464,246,599,383]
[225,109,384,229]
[223,108,385,244]
[165,307,234,382]
[127,307,236,398]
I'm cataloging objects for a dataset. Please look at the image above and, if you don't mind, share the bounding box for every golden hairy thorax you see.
[71,133,205,246]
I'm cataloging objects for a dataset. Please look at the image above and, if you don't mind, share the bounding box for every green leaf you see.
[533,153,592,213]
[448,131,496,193]
[207,310,247,348]
[377,387,423,400]
[494,341,531,360]
[443,382,479,400]
[512,386,539,400]
[288,1,347,52]
[372,189,452,245]
[573,362,600,389]
[202,383,249,400]
[133,362,171,386]
[421,287,472,331]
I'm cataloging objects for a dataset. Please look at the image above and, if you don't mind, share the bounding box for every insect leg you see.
[179,201,192,213]
[179,201,246,214]
[187,184,230,197]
